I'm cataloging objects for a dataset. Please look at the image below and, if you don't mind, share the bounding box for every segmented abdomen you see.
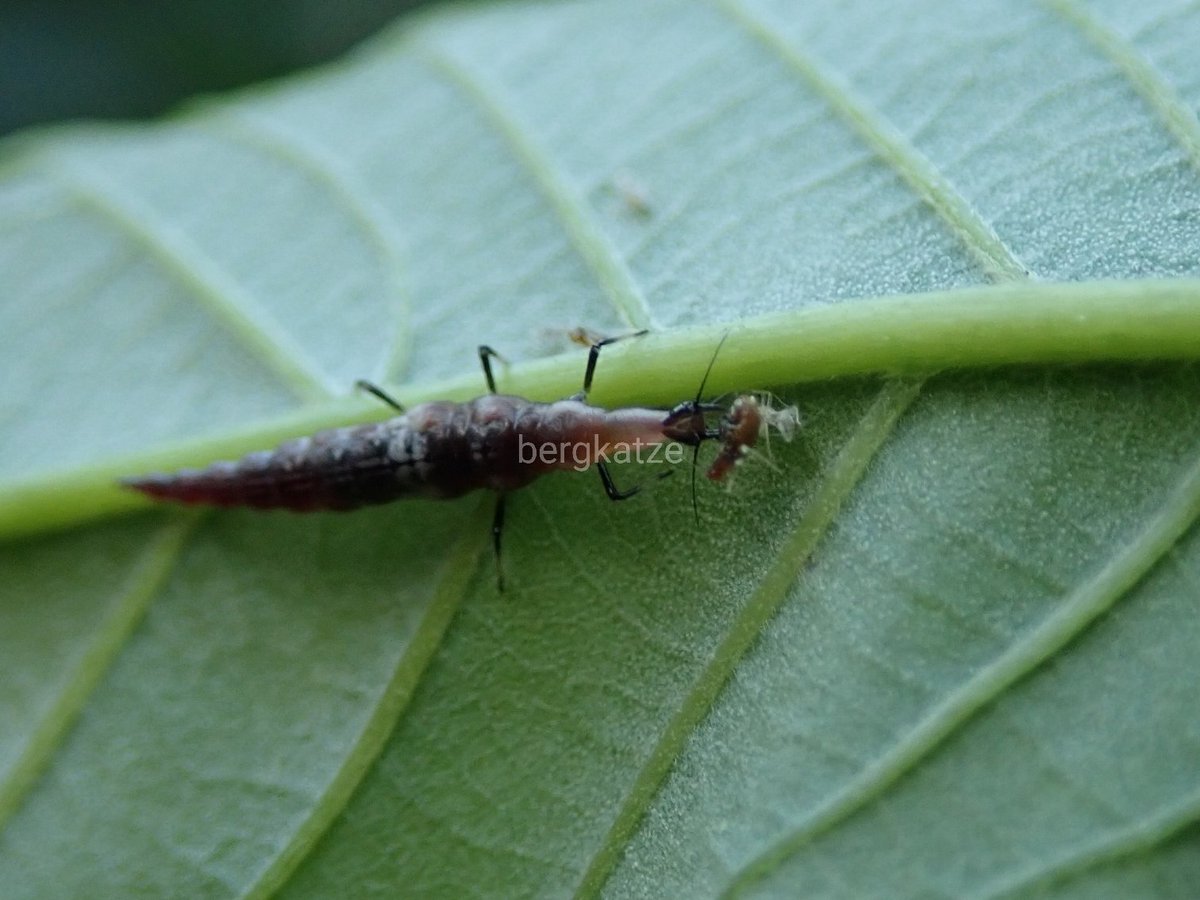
[124,396,542,511]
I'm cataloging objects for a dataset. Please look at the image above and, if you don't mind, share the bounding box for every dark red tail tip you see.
[120,474,202,505]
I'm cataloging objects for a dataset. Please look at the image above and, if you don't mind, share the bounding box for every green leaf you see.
[3,0,1200,897]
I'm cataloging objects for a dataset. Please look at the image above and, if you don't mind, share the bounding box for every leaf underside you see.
[2,1,1200,898]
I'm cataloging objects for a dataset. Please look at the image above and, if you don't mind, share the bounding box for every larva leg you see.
[477,345,508,394]
[492,492,507,592]
[596,461,640,501]
[355,379,405,412]
[575,329,649,401]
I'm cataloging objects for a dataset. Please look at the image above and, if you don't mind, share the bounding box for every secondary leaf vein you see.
[979,785,1200,899]
[1041,0,1200,172]
[0,512,200,834]
[413,43,655,329]
[199,111,416,382]
[576,379,924,898]
[243,495,495,900]
[44,153,334,402]
[725,432,1200,895]
[713,0,1029,282]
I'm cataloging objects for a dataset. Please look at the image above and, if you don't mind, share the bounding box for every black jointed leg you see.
[355,379,405,412]
[477,345,509,395]
[492,493,507,592]
[597,461,640,501]
[578,329,649,399]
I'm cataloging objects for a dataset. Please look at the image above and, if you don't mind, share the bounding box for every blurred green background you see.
[0,0,451,137]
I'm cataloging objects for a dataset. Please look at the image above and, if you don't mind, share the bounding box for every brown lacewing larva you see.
[122,333,797,585]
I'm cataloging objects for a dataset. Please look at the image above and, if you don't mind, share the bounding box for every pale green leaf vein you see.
[1042,0,1200,172]
[714,0,1030,283]
[0,512,200,833]
[244,496,495,899]
[980,785,1200,899]
[725,431,1200,896]
[577,379,924,898]
[413,43,655,329]
[198,111,416,382]
[6,278,1200,541]
[44,153,333,403]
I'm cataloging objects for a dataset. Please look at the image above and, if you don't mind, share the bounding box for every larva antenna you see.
[694,331,730,405]
[690,330,731,524]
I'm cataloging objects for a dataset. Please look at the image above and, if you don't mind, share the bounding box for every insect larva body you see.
[124,332,802,589]
[124,395,680,511]
[129,418,424,512]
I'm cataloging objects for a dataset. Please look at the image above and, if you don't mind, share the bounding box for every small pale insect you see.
[707,394,802,483]
[122,332,793,587]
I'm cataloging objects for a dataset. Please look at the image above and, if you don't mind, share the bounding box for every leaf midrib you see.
[6,280,1200,543]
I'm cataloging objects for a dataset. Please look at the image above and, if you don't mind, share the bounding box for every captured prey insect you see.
[705,394,802,483]
[662,333,802,521]
[123,332,799,586]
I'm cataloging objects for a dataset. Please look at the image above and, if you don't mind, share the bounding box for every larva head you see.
[661,330,733,447]
[660,399,723,446]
